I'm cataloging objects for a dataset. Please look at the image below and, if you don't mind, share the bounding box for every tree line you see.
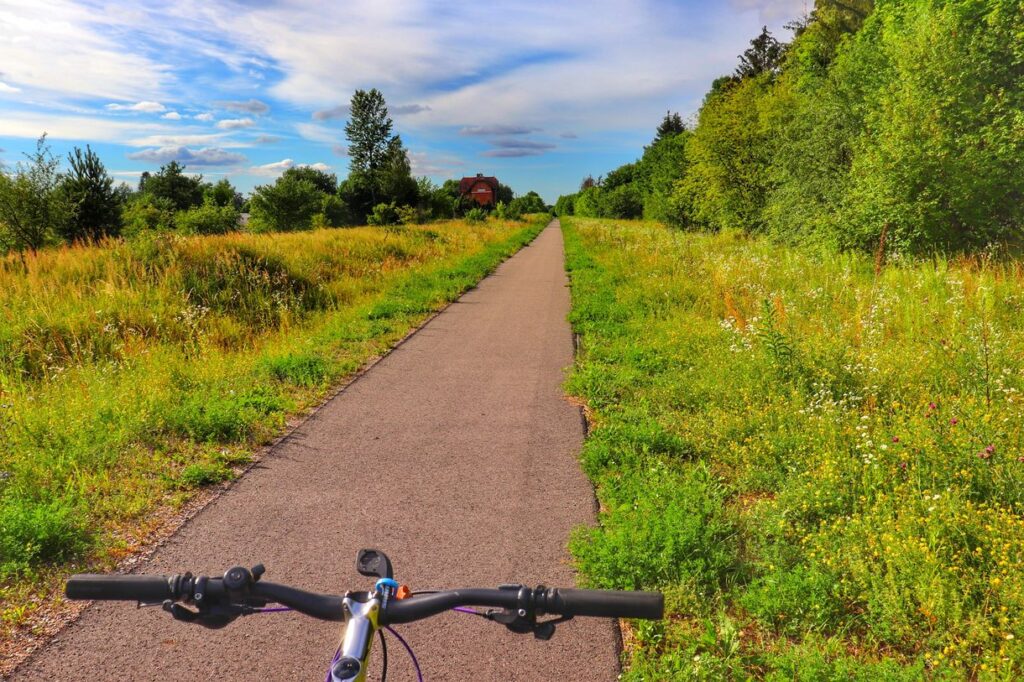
[0,89,545,252]
[557,0,1024,254]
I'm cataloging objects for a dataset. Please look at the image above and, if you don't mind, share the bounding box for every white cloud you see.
[251,158,294,176]
[250,158,332,177]
[106,101,167,113]
[162,111,182,120]
[0,82,22,94]
[126,146,247,167]
[0,112,168,143]
[194,112,215,122]
[216,117,255,130]
[147,0,788,132]
[0,0,169,100]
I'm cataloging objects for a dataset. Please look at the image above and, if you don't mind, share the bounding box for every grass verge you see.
[0,217,545,640]
[563,217,1024,680]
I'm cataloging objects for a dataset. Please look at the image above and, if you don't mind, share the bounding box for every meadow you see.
[0,217,544,630]
[563,217,1024,680]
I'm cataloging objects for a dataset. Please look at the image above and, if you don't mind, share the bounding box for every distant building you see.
[459,174,499,207]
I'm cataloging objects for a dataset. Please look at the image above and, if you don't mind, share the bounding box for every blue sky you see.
[0,0,808,202]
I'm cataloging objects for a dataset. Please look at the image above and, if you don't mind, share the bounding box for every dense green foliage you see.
[0,137,74,251]
[59,145,122,242]
[249,167,329,232]
[564,0,1024,253]
[0,217,545,621]
[566,217,1024,679]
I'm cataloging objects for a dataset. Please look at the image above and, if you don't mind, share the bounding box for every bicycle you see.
[66,548,664,681]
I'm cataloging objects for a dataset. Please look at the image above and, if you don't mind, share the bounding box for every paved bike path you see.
[14,222,619,681]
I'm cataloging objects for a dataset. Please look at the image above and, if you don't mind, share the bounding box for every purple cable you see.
[384,626,424,682]
[452,607,482,616]
[324,646,342,682]
[257,606,293,613]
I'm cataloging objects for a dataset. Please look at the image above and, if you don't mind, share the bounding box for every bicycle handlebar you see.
[65,574,664,624]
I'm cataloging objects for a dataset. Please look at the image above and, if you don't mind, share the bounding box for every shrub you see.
[249,175,323,233]
[174,202,240,235]
[122,195,176,237]
[464,207,487,223]
[262,352,329,387]
[0,498,90,578]
[164,387,288,443]
[367,202,400,226]
[176,462,232,489]
[395,204,421,225]
[570,463,737,592]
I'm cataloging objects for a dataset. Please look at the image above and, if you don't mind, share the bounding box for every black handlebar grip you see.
[66,574,175,602]
[549,588,663,620]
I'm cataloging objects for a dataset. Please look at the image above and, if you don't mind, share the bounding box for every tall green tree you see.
[59,145,122,242]
[0,135,73,252]
[345,89,393,207]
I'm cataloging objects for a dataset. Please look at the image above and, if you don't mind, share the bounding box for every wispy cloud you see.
[481,148,546,158]
[332,144,348,157]
[126,146,247,166]
[194,113,215,122]
[295,122,343,144]
[162,111,182,120]
[0,82,22,94]
[460,125,539,136]
[312,105,349,121]
[218,99,270,114]
[216,118,255,130]
[408,150,464,176]
[392,104,431,115]
[254,134,281,144]
[489,139,555,150]
[106,101,166,113]
[559,131,578,139]
[127,133,241,148]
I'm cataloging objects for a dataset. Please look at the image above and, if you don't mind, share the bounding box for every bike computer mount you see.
[355,548,394,580]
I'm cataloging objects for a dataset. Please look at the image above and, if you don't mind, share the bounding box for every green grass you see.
[0,217,545,628]
[563,217,1024,680]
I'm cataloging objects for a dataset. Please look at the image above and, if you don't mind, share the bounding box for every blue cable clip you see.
[375,578,399,609]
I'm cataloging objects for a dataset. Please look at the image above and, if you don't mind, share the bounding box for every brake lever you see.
[484,608,573,641]
[162,600,262,629]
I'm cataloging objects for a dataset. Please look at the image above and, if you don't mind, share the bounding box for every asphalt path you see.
[13,221,620,681]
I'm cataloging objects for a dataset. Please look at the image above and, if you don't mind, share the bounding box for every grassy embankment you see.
[564,217,1024,680]
[0,217,545,630]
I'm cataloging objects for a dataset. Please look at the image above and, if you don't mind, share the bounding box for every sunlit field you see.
[565,217,1024,679]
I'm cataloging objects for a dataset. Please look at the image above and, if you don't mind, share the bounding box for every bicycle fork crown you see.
[330,594,380,682]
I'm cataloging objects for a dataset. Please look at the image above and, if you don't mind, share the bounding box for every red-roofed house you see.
[459,174,499,207]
